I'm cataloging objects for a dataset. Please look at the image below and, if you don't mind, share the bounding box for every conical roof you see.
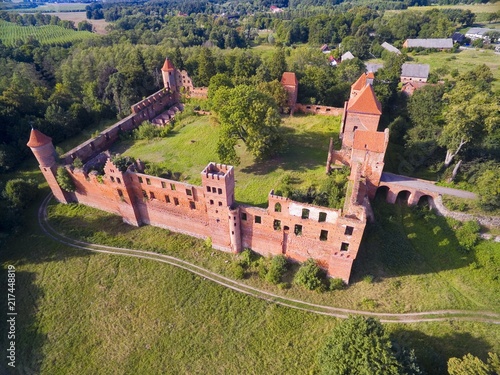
[347,84,382,115]
[161,58,175,72]
[27,129,52,147]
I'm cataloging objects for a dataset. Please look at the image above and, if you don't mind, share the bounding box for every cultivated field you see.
[0,20,97,46]
[47,12,110,35]
[113,113,341,206]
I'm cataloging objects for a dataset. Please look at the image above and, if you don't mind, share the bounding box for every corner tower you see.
[27,128,69,203]
[161,57,177,92]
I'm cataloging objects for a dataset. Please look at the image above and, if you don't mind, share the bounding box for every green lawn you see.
[113,113,340,206]
[409,49,500,92]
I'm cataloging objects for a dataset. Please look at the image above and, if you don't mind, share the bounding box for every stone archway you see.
[417,194,434,209]
[375,186,390,202]
[396,190,411,205]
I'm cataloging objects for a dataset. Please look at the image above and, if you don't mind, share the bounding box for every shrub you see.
[265,255,288,284]
[56,167,76,192]
[229,261,245,279]
[363,274,374,283]
[133,121,170,140]
[73,157,83,168]
[239,248,259,268]
[293,259,325,291]
[111,155,135,172]
[328,278,345,291]
[4,179,38,208]
[456,220,480,251]
[204,237,212,250]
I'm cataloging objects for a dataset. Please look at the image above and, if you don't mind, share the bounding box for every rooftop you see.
[281,72,298,86]
[404,38,453,49]
[401,63,430,79]
[381,42,401,55]
[161,58,175,72]
[347,84,382,115]
[351,72,375,92]
[27,129,52,148]
[353,130,386,153]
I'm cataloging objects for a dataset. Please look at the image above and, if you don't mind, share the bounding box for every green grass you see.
[113,113,340,206]
[405,4,500,13]
[46,196,500,315]
[409,49,500,92]
[1,190,499,374]
[0,20,97,47]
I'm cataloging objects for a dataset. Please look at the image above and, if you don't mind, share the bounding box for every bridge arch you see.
[396,190,411,205]
[375,185,390,201]
[417,194,434,208]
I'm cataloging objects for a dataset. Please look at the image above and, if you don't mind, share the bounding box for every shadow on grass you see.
[351,192,478,281]
[391,327,493,375]
[240,126,337,176]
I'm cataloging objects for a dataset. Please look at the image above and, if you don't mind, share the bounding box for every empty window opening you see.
[189,201,196,210]
[274,203,282,212]
[117,189,123,197]
[110,176,115,182]
[138,177,143,183]
[206,186,211,192]
[146,178,151,185]
[210,199,214,205]
[255,216,262,224]
[341,242,349,251]
[174,198,179,206]
[218,201,223,207]
[318,212,327,222]
[241,213,247,221]
[150,191,155,200]
[273,220,281,231]
[218,188,222,195]
[170,184,176,191]
[212,187,217,193]
[345,226,354,235]
[353,126,358,132]
[116,177,121,184]
[294,224,303,236]
[186,189,192,196]
[165,195,170,203]
[320,230,328,241]
[301,209,310,219]
[142,190,148,199]
[162,182,166,188]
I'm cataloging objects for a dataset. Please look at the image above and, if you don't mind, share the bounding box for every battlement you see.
[202,163,233,179]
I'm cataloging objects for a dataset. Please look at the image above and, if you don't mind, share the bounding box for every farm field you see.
[0,20,97,46]
[45,12,110,35]
[18,2,88,12]
[113,113,341,206]
[406,3,500,13]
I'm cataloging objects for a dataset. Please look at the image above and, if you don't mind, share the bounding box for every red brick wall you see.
[294,103,343,116]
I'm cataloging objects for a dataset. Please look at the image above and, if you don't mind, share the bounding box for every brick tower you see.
[161,57,177,92]
[27,128,69,203]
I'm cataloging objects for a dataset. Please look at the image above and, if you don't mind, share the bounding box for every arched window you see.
[275,203,282,212]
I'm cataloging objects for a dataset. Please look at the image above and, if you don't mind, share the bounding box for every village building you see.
[401,63,430,83]
[402,38,453,50]
[465,28,497,42]
[341,51,355,61]
[381,41,401,55]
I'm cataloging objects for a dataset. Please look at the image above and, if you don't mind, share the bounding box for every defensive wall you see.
[294,103,344,116]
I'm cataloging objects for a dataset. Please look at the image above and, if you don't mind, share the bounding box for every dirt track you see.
[39,194,500,324]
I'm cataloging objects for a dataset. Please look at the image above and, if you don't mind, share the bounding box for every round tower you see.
[228,207,242,253]
[161,57,177,92]
[27,128,57,168]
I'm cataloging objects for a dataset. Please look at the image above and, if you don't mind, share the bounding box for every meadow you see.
[113,113,341,206]
[0,20,97,47]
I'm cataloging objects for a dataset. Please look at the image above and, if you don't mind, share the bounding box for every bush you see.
[229,261,245,279]
[56,167,76,192]
[238,248,259,268]
[73,157,83,168]
[328,278,345,291]
[456,220,480,251]
[111,155,135,172]
[133,121,170,140]
[265,255,288,284]
[293,259,325,291]
[4,179,38,208]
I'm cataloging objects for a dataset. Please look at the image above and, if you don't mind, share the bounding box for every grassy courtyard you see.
[113,113,340,206]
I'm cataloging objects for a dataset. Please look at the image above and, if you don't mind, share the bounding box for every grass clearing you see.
[113,113,340,206]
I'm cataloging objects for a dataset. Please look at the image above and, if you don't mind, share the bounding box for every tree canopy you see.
[211,85,284,165]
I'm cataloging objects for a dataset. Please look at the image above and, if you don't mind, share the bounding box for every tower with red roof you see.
[27,128,70,203]
[161,57,177,92]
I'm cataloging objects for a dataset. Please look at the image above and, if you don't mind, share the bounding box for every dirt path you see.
[39,194,500,324]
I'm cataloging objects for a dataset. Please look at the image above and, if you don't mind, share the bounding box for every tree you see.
[318,316,403,375]
[208,73,233,106]
[476,166,500,211]
[3,179,38,208]
[268,47,287,81]
[211,85,284,165]
[196,47,216,87]
[293,259,324,291]
[77,20,93,32]
[257,80,288,110]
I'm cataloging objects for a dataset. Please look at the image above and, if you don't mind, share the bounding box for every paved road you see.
[381,172,477,200]
[39,194,499,324]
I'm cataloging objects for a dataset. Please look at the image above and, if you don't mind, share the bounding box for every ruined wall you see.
[189,87,208,99]
[342,113,381,148]
[62,89,176,165]
[294,104,343,116]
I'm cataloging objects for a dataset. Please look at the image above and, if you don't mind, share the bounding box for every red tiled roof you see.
[351,72,375,91]
[353,130,386,153]
[281,72,297,86]
[27,129,52,148]
[347,84,382,115]
[161,58,175,72]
